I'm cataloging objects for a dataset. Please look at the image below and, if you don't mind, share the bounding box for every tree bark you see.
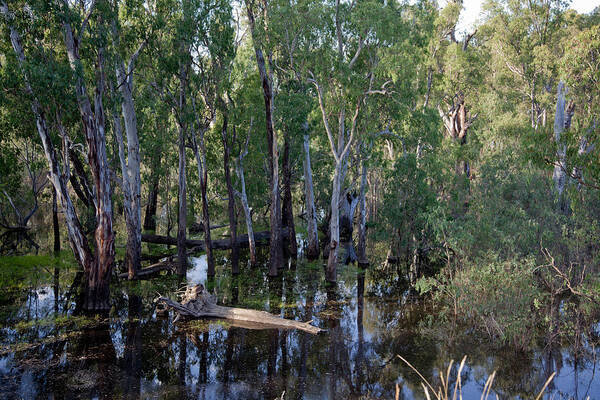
[235,121,256,266]
[191,125,215,277]
[143,172,159,232]
[52,186,60,254]
[157,285,321,334]
[112,21,143,280]
[302,131,319,259]
[327,160,342,282]
[246,0,284,276]
[282,129,298,258]
[1,9,92,273]
[177,120,188,276]
[357,159,368,265]
[221,113,239,274]
[62,9,115,311]
[142,229,279,250]
[552,81,570,214]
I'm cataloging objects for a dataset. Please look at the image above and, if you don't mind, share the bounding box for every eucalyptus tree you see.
[305,0,400,282]
[108,0,151,280]
[245,0,284,275]
[560,24,600,190]
[149,0,197,276]
[265,0,321,259]
[480,0,567,130]
[188,0,235,275]
[1,0,115,311]
[430,0,482,180]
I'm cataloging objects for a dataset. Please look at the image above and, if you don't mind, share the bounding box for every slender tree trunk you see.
[552,81,569,214]
[327,161,342,282]
[52,186,60,254]
[282,130,297,258]
[303,131,319,260]
[191,128,215,276]
[357,159,368,266]
[235,129,256,266]
[221,114,239,274]
[177,120,188,276]
[112,105,138,280]
[246,1,283,275]
[113,36,142,279]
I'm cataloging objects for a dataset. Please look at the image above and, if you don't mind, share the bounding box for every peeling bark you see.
[62,6,115,311]
[111,20,143,280]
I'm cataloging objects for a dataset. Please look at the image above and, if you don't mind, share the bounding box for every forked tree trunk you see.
[246,1,284,276]
[282,129,297,258]
[357,159,368,265]
[221,114,239,274]
[303,131,319,260]
[62,12,115,311]
[112,21,143,280]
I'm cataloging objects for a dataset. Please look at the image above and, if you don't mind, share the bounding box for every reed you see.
[396,355,556,400]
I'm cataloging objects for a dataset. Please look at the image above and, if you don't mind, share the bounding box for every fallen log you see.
[156,284,322,335]
[118,260,176,279]
[189,222,228,234]
[142,229,280,251]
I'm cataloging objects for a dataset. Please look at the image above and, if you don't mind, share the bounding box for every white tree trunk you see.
[357,159,368,265]
[303,132,319,259]
[552,81,568,212]
[114,48,142,279]
[326,160,342,282]
[0,3,94,271]
[236,159,256,265]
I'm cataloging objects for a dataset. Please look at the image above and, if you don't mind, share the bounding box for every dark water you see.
[0,252,599,399]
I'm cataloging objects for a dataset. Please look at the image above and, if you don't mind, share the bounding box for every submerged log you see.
[157,284,322,335]
[142,229,281,251]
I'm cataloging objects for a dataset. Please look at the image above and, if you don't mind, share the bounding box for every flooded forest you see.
[1,0,600,398]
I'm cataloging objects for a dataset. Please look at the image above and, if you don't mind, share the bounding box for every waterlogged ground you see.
[0,251,599,399]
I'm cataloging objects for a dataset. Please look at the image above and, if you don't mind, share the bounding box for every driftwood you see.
[157,284,322,335]
[142,229,279,250]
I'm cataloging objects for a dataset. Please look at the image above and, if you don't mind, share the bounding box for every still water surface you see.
[0,253,598,399]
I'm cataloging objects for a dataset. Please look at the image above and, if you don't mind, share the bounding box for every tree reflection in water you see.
[0,254,599,399]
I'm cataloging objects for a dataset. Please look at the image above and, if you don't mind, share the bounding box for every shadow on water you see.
[0,248,599,399]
